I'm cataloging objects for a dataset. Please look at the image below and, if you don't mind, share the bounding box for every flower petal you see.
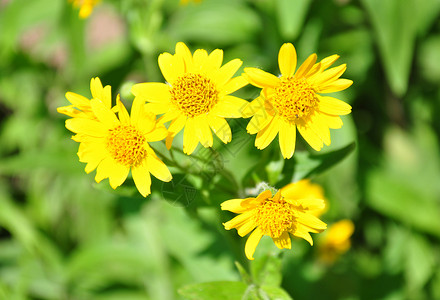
[108,162,130,189]
[207,49,223,72]
[222,76,248,95]
[237,221,257,237]
[291,227,314,245]
[194,115,213,148]
[244,68,280,89]
[131,83,171,103]
[168,114,187,135]
[211,95,249,118]
[65,92,90,107]
[294,53,317,79]
[117,96,130,125]
[132,162,152,197]
[66,118,108,136]
[158,52,184,84]
[246,112,274,135]
[296,120,324,151]
[183,117,199,155]
[310,64,347,87]
[296,211,327,231]
[145,125,168,142]
[278,43,297,78]
[215,59,243,88]
[273,231,291,249]
[147,155,172,182]
[245,227,264,260]
[319,79,353,93]
[175,42,193,71]
[90,99,119,128]
[318,95,352,115]
[208,115,231,144]
[95,157,114,183]
[279,120,296,159]
[242,96,265,118]
[223,210,255,230]
[255,116,281,150]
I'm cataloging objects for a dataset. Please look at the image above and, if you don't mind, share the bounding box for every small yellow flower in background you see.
[221,180,327,260]
[70,0,100,18]
[131,42,249,155]
[57,77,113,119]
[318,219,354,263]
[243,43,353,159]
[59,78,172,197]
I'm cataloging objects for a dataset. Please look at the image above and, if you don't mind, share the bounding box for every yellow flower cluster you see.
[58,42,353,259]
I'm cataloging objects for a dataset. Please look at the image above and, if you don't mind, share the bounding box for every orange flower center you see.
[107,125,147,167]
[170,73,219,118]
[254,197,295,238]
[271,77,317,120]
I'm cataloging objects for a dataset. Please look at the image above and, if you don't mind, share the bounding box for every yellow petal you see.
[246,112,274,135]
[222,75,248,95]
[158,109,181,124]
[90,99,119,128]
[296,211,327,231]
[279,120,296,159]
[310,64,347,87]
[319,79,353,93]
[245,227,264,260]
[309,113,331,146]
[215,59,243,88]
[95,157,114,183]
[168,114,187,135]
[207,48,223,71]
[191,49,209,73]
[223,210,255,230]
[208,115,231,144]
[137,111,156,134]
[130,96,145,127]
[145,125,168,142]
[147,155,172,182]
[132,162,152,197]
[145,102,171,114]
[318,95,352,115]
[108,162,130,189]
[65,92,90,107]
[294,53,317,79]
[319,113,343,129]
[221,198,249,213]
[291,227,314,246]
[65,118,108,137]
[244,68,280,89]
[194,115,213,148]
[273,231,291,249]
[278,43,297,78]
[117,96,130,125]
[131,83,171,103]
[237,221,257,237]
[175,42,193,71]
[241,96,265,118]
[309,54,339,75]
[255,116,281,150]
[296,121,324,151]
[90,77,103,101]
[158,53,184,84]
[211,95,249,118]
[183,117,199,155]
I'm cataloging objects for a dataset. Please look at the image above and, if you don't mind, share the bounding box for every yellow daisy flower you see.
[319,219,354,263]
[221,180,327,260]
[70,0,100,18]
[282,179,328,217]
[131,42,249,155]
[243,43,353,159]
[63,89,172,197]
[57,77,112,120]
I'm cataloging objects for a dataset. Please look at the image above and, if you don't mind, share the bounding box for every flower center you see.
[254,197,295,238]
[107,125,147,167]
[170,73,219,118]
[271,77,317,120]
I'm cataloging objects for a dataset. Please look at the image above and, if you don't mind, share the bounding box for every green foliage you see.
[1,0,440,299]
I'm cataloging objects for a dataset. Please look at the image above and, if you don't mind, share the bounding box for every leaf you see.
[289,142,356,183]
[166,1,261,45]
[276,0,312,40]
[178,281,247,300]
[260,285,293,300]
[235,261,252,285]
[405,233,436,291]
[250,253,283,288]
[366,170,440,238]
[361,0,418,96]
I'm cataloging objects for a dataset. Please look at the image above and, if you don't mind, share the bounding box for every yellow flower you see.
[243,43,353,159]
[221,180,327,260]
[318,219,354,263]
[62,81,172,197]
[57,77,113,119]
[131,42,249,155]
[70,0,100,18]
[180,0,202,4]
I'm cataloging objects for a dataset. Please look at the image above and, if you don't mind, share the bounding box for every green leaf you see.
[289,142,356,183]
[276,0,312,40]
[166,1,261,45]
[178,281,247,300]
[250,253,283,288]
[405,233,436,291]
[361,0,418,96]
[235,261,252,285]
[260,285,293,300]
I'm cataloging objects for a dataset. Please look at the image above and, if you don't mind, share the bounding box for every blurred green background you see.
[1,0,440,299]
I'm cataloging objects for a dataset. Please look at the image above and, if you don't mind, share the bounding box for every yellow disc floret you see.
[254,196,295,238]
[272,77,317,120]
[170,73,219,118]
[107,125,147,167]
